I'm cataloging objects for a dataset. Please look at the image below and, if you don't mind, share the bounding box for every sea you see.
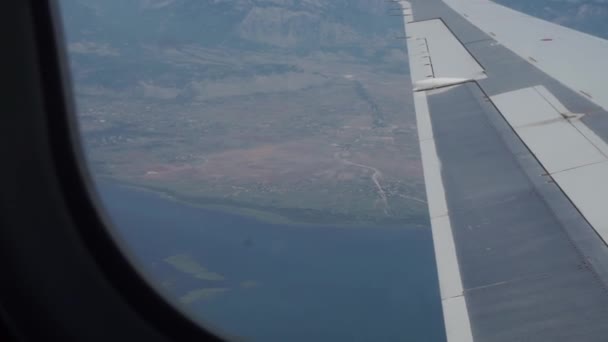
[97,181,446,341]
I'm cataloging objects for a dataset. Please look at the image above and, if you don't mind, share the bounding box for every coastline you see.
[93,176,429,229]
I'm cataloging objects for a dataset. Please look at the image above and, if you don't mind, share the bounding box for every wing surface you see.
[397,1,608,341]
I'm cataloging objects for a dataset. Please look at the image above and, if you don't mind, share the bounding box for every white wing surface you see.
[398,1,608,341]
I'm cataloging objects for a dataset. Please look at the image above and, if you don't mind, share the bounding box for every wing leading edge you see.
[399,1,608,341]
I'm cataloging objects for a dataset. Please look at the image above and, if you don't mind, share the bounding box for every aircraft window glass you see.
[55,0,608,340]
[55,0,607,340]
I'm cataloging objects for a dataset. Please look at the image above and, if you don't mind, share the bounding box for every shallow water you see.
[97,181,446,341]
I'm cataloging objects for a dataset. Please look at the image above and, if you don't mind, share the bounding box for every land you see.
[165,254,226,281]
[162,253,259,306]
[179,288,229,305]
[66,0,427,226]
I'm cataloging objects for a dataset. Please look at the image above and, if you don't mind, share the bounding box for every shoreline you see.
[93,176,428,229]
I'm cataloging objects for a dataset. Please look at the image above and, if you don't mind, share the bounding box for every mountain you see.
[495,0,608,39]
[59,0,396,50]
[59,0,406,93]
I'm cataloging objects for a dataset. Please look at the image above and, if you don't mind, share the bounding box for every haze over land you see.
[61,0,427,225]
[60,0,608,225]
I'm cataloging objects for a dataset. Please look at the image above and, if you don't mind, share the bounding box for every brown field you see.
[76,48,425,224]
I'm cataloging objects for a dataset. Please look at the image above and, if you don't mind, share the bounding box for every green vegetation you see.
[164,254,225,281]
[179,287,228,305]
[101,176,429,228]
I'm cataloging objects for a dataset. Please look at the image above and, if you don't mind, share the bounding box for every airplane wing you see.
[397,0,608,341]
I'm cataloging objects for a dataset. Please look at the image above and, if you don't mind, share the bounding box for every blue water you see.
[97,181,446,341]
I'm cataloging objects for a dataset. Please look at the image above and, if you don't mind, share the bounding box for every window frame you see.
[0,1,223,340]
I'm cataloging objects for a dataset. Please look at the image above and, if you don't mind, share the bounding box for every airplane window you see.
[56,1,444,340]
[56,0,608,341]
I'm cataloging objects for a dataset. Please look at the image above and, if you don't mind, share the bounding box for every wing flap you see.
[407,19,486,86]
[415,89,474,342]
[492,86,606,174]
[492,86,608,242]
[554,162,608,242]
[423,81,608,342]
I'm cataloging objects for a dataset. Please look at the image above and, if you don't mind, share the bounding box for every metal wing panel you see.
[414,90,474,341]
[406,19,486,83]
[443,0,608,111]
[400,0,608,341]
[424,81,608,342]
